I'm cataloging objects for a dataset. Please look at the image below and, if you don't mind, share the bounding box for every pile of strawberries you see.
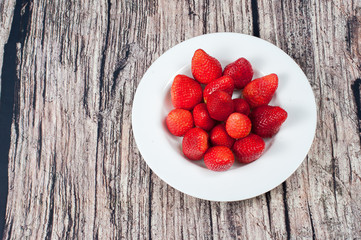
[166,49,287,172]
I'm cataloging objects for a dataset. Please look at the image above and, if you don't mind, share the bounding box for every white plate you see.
[132,33,317,201]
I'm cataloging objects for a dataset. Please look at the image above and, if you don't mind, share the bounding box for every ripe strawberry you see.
[193,103,216,131]
[182,128,209,160]
[233,98,250,116]
[171,74,203,110]
[206,91,234,121]
[249,105,288,138]
[210,124,235,149]
[225,113,252,139]
[166,109,194,136]
[223,58,254,89]
[204,146,234,171]
[242,73,278,108]
[233,134,265,164]
[203,76,234,103]
[191,49,222,84]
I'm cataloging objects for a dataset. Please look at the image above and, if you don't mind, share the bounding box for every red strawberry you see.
[225,113,252,139]
[210,124,235,149]
[223,58,254,89]
[233,98,250,116]
[249,105,288,138]
[233,134,265,164]
[171,74,203,110]
[166,109,194,136]
[204,146,234,171]
[193,103,216,131]
[242,73,278,108]
[203,76,234,103]
[206,91,234,121]
[191,49,222,84]
[182,128,209,160]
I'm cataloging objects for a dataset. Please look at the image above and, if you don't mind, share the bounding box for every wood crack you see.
[45,153,57,240]
[36,120,43,169]
[42,60,47,101]
[208,202,214,240]
[251,0,260,37]
[307,201,316,240]
[65,190,73,240]
[92,0,112,234]
[99,0,112,109]
[148,170,152,240]
[41,1,47,48]
[111,45,130,96]
[351,78,361,145]
[32,59,37,110]
[346,16,359,55]
[330,139,338,207]
[5,219,13,240]
[346,148,353,183]
[282,182,290,240]
[187,0,197,19]
[265,192,272,232]
[92,117,102,237]
[202,0,209,34]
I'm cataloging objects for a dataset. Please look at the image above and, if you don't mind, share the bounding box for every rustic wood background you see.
[0,0,360,239]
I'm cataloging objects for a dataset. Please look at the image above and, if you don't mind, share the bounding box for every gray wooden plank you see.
[258,0,361,238]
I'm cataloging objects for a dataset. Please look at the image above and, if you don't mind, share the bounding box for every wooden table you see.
[0,0,360,239]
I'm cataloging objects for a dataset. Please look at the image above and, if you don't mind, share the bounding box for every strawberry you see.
[223,58,254,89]
[182,128,209,160]
[233,134,265,164]
[193,103,216,131]
[206,91,234,121]
[166,109,194,136]
[191,49,222,84]
[204,146,234,171]
[242,73,278,108]
[210,124,235,149]
[225,113,252,139]
[249,105,288,138]
[233,98,250,116]
[203,76,234,103]
[171,74,203,110]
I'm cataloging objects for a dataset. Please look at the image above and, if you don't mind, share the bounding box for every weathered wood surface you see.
[0,0,360,239]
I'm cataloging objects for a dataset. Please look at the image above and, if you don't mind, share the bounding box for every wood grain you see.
[0,0,360,239]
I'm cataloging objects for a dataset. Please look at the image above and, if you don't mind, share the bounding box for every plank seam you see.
[148,170,153,240]
[251,0,260,37]
[208,202,214,240]
[0,0,32,238]
[282,182,290,240]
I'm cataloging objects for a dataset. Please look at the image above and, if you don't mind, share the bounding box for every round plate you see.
[132,33,317,201]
